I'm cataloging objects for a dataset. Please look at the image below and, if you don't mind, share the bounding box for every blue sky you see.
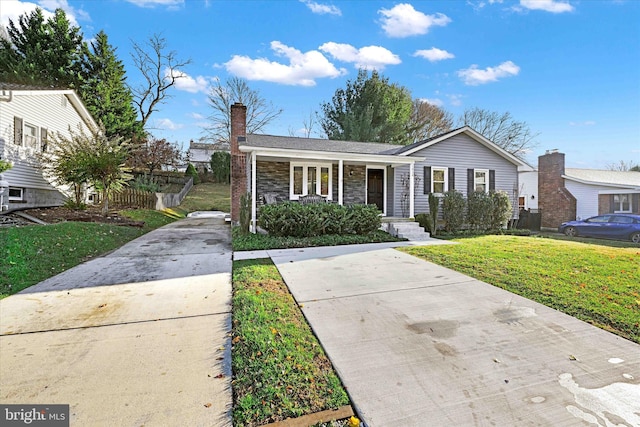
[2,0,639,169]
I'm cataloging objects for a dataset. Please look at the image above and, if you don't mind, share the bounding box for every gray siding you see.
[394,134,519,217]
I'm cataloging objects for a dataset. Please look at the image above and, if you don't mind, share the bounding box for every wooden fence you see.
[95,188,155,209]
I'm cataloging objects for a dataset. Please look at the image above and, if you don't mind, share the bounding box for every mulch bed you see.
[10,206,144,227]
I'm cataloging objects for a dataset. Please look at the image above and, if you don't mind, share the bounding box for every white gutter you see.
[239,145,424,164]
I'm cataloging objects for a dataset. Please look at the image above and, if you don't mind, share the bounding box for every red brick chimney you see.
[538,150,576,229]
[230,103,247,223]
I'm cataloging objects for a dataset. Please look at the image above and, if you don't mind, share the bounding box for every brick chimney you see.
[230,103,247,223]
[538,150,576,229]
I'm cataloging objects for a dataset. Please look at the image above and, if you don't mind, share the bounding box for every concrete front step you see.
[384,221,431,241]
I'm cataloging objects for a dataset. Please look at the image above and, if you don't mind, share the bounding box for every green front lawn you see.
[0,210,178,298]
[232,259,349,426]
[399,235,640,343]
[178,182,230,213]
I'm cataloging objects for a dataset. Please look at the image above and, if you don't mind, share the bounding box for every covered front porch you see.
[239,145,421,233]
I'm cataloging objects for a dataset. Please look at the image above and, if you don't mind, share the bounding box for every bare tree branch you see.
[407,100,454,142]
[458,107,539,158]
[204,76,282,143]
[130,33,191,130]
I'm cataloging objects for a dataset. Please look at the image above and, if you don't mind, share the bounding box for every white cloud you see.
[319,42,401,70]
[124,0,184,8]
[378,4,451,38]
[569,120,596,126]
[301,0,341,16]
[0,0,88,27]
[518,0,574,13]
[457,61,520,85]
[418,97,444,107]
[414,48,455,62]
[189,112,205,120]
[167,69,212,93]
[224,41,347,87]
[155,118,183,131]
[447,94,464,106]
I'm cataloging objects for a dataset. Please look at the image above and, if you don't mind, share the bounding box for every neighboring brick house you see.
[0,82,98,210]
[228,103,528,230]
[537,150,640,229]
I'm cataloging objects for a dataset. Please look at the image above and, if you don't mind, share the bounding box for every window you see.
[24,123,38,149]
[613,194,631,213]
[432,167,447,194]
[518,196,526,210]
[290,163,332,200]
[474,169,489,192]
[8,187,24,201]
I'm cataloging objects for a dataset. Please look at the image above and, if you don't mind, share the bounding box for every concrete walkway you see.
[0,214,232,426]
[267,244,640,427]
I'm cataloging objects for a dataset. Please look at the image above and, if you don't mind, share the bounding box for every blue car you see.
[559,214,640,243]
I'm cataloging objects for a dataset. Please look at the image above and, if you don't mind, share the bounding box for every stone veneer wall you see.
[343,165,366,205]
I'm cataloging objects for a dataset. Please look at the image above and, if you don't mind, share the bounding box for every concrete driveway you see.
[270,245,640,427]
[0,214,232,426]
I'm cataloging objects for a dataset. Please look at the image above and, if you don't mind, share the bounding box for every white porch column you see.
[338,159,344,205]
[409,162,415,218]
[251,151,257,233]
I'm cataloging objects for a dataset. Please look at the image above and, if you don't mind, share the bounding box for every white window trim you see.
[289,162,333,201]
[474,169,489,193]
[24,122,39,150]
[366,165,387,216]
[431,166,448,195]
[613,194,632,213]
[8,187,24,201]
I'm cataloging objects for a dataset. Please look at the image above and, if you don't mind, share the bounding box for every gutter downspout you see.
[0,90,13,102]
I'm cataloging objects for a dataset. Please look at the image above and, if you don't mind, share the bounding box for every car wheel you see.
[631,232,640,244]
[564,226,578,237]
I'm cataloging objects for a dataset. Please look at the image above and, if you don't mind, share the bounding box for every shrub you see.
[185,163,200,185]
[130,174,164,193]
[426,193,440,236]
[467,191,492,230]
[258,202,381,237]
[210,151,230,184]
[415,213,429,231]
[490,190,512,229]
[442,190,466,232]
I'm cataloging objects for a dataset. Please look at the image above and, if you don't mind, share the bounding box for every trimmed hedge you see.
[258,202,381,237]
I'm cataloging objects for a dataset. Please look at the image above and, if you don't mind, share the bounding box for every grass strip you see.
[177,182,230,213]
[399,235,640,343]
[233,229,403,251]
[232,259,349,426]
[0,210,178,298]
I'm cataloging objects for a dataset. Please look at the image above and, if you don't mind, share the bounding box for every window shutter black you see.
[448,168,455,191]
[424,166,431,194]
[41,127,48,152]
[489,170,495,191]
[467,169,474,194]
[610,194,615,213]
[14,117,23,145]
[632,194,639,214]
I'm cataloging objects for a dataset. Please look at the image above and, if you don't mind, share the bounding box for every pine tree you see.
[0,8,84,88]
[79,31,141,139]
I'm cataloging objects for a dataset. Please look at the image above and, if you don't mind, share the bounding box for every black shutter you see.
[41,127,48,152]
[632,194,639,214]
[489,170,495,191]
[467,169,474,194]
[448,168,455,191]
[14,117,23,145]
[610,195,615,213]
[424,166,431,194]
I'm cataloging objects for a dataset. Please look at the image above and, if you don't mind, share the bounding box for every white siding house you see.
[0,83,97,210]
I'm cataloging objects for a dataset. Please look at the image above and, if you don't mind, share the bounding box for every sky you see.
[1,0,639,169]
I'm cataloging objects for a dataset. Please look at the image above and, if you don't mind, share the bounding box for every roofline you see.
[399,126,527,167]
[239,145,424,164]
[6,88,98,130]
[562,174,640,190]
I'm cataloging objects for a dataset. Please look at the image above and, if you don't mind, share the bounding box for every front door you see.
[367,169,384,212]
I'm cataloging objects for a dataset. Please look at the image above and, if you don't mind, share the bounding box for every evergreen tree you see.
[320,69,413,145]
[79,31,141,139]
[0,8,84,88]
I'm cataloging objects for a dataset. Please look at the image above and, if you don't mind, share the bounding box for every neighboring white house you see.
[187,139,229,173]
[519,150,640,226]
[0,82,98,210]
